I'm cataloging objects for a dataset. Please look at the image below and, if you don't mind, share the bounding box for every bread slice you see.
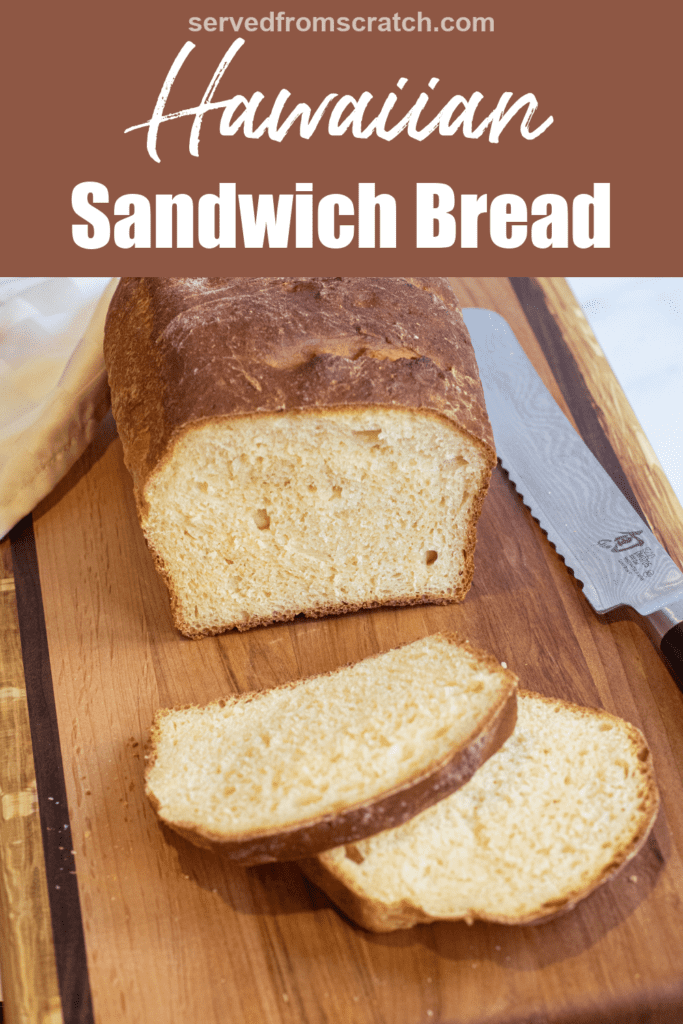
[104,278,495,636]
[300,691,659,931]
[144,634,517,865]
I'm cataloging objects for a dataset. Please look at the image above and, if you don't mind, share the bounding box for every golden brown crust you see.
[104,277,494,503]
[299,692,661,931]
[144,634,518,865]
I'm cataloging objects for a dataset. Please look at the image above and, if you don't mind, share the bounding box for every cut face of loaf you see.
[144,408,491,636]
[301,691,659,931]
[144,634,518,865]
[103,277,495,637]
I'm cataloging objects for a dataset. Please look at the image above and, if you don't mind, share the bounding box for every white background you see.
[567,278,683,508]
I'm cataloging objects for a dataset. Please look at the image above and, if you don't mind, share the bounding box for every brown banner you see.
[4,0,681,273]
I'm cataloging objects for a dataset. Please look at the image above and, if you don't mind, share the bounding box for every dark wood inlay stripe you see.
[509,277,648,524]
[9,514,94,1024]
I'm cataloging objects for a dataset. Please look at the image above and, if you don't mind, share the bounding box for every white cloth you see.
[0,277,118,537]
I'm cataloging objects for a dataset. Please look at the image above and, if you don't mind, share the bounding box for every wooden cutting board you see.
[2,278,683,1024]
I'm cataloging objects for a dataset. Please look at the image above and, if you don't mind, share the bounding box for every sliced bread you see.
[300,691,659,931]
[104,277,496,637]
[144,634,517,865]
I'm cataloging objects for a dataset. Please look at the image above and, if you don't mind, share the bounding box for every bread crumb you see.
[145,634,516,855]
[501,662,507,669]
[307,689,658,932]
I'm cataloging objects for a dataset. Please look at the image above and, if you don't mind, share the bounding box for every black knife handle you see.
[640,599,683,692]
[661,622,683,690]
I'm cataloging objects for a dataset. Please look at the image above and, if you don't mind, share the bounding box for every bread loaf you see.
[300,691,660,931]
[144,634,518,865]
[103,278,495,637]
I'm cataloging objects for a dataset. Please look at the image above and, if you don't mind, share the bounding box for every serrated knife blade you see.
[463,307,683,686]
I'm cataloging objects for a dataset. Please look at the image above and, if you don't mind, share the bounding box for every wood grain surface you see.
[0,540,62,1023]
[2,278,683,1024]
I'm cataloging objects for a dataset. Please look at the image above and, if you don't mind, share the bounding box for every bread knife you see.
[463,307,683,688]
